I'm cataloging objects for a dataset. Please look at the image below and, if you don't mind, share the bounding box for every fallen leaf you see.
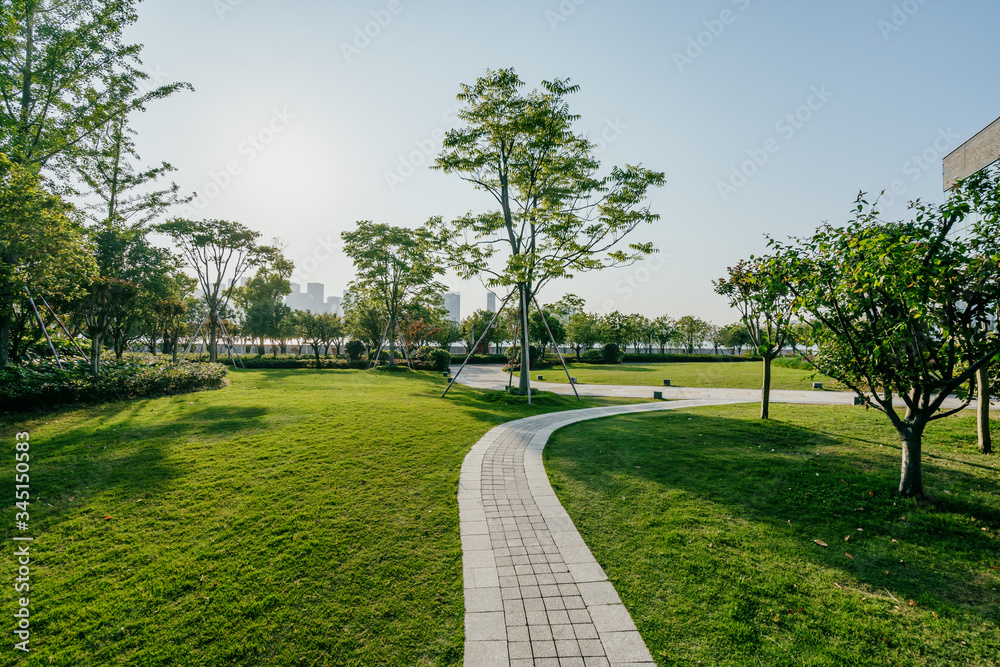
[814,540,828,547]
[932,611,939,618]
[840,479,848,485]
[908,600,916,607]
[868,491,874,496]
[104,516,112,520]
[845,552,854,560]
[844,535,851,541]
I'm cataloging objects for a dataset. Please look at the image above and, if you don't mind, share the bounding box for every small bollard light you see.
[663,379,671,386]
[853,396,864,406]
[443,371,450,377]
[570,377,577,384]
[654,391,663,400]
[812,382,823,390]
[537,374,544,381]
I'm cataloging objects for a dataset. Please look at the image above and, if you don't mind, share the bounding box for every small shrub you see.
[581,349,604,363]
[0,354,228,413]
[602,344,622,364]
[345,340,365,361]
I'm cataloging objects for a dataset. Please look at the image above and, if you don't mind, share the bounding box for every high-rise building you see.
[327,296,342,317]
[487,291,497,313]
[306,283,325,310]
[444,292,461,323]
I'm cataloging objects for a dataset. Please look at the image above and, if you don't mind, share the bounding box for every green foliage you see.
[450,353,508,365]
[345,340,365,361]
[772,184,1000,497]
[529,308,567,349]
[157,218,283,363]
[341,220,445,365]
[0,153,96,367]
[431,68,664,389]
[602,343,622,364]
[581,349,605,363]
[0,354,227,413]
[619,353,761,364]
[675,315,714,354]
[414,346,452,371]
[566,311,601,360]
[461,309,500,353]
[0,0,190,169]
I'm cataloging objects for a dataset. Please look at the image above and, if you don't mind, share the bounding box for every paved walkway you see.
[452,365,993,410]
[460,399,749,666]
[455,365,994,666]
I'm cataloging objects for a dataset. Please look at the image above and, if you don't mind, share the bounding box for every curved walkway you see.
[460,398,749,666]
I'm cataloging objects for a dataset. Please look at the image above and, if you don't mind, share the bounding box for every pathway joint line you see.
[459,395,748,665]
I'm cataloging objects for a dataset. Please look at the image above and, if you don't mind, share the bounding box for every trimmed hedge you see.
[618,353,763,364]
[449,353,508,365]
[0,354,228,413]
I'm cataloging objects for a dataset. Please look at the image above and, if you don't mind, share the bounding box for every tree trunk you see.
[208,313,219,363]
[0,308,10,369]
[760,354,772,420]
[897,420,926,498]
[518,286,531,393]
[90,332,103,377]
[978,365,992,455]
[388,317,396,368]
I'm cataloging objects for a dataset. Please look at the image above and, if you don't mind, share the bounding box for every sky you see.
[125,0,1000,324]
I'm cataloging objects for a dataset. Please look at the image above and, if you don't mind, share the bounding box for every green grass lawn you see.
[544,403,1000,666]
[0,369,641,667]
[535,362,843,391]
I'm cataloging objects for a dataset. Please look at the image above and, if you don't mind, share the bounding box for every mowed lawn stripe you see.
[537,361,841,391]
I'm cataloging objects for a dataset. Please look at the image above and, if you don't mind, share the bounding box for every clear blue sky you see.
[127,0,1000,324]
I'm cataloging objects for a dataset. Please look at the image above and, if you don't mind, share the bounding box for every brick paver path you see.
[460,399,748,666]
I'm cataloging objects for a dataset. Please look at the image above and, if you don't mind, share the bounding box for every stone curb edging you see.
[460,399,752,666]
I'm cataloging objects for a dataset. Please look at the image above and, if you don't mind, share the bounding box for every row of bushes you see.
[0,354,229,413]
[619,352,764,363]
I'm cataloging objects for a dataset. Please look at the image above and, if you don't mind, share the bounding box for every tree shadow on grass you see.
[2,404,270,532]
[546,410,1000,623]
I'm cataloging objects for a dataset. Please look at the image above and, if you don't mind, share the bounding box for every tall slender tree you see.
[432,68,664,393]
[714,257,795,419]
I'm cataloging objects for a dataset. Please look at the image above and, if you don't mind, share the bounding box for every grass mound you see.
[478,389,576,406]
